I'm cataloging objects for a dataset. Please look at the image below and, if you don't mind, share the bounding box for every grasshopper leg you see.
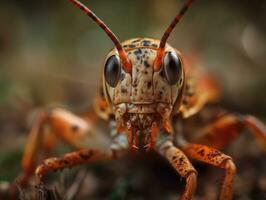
[35,148,120,184]
[20,108,96,185]
[183,144,236,200]
[158,141,197,200]
[194,113,266,150]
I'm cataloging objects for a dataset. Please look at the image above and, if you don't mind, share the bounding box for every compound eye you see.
[104,55,121,87]
[163,52,182,85]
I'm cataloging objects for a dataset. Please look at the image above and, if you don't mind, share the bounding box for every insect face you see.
[69,0,194,151]
[103,38,185,151]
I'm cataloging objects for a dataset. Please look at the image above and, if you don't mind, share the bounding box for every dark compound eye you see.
[104,55,121,87]
[163,52,182,85]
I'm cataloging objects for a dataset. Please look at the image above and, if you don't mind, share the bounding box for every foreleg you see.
[158,141,197,200]
[183,144,236,200]
[35,148,117,184]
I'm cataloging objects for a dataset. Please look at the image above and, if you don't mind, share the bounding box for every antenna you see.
[69,0,131,72]
[155,0,195,71]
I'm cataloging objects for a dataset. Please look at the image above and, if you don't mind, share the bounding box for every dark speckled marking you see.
[147,81,152,88]
[164,145,196,178]
[128,44,136,48]
[142,40,151,46]
[179,157,185,164]
[79,150,93,160]
[134,48,142,56]
[144,60,150,68]
[198,149,205,156]
[132,39,141,43]
[207,150,222,160]
[120,73,125,81]
[152,43,158,48]
[121,87,127,93]
[71,125,79,132]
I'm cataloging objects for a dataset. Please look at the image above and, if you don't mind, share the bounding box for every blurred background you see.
[0,0,265,199]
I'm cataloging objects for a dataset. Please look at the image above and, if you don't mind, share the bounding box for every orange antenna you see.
[155,0,195,71]
[69,0,131,72]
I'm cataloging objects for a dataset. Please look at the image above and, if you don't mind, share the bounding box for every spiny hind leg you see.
[183,144,236,200]
[158,141,197,200]
[193,113,266,150]
[20,107,97,185]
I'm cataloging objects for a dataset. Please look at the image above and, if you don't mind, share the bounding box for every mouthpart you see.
[126,118,159,152]
[114,102,173,151]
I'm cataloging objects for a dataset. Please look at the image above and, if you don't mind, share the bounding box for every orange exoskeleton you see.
[16,0,266,200]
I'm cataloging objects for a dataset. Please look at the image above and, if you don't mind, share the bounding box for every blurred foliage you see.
[0,149,22,181]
